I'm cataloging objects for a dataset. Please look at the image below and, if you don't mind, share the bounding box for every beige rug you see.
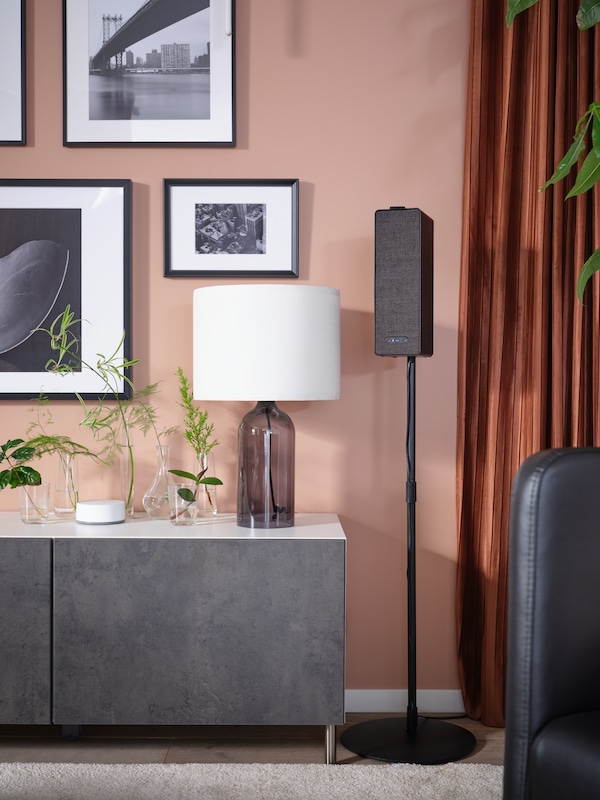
[0,761,503,799]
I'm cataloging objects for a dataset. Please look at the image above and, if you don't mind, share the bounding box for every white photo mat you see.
[0,181,131,398]
[63,0,235,146]
[0,0,25,144]
[164,179,299,277]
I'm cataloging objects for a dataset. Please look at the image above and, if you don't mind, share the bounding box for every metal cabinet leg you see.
[325,724,336,764]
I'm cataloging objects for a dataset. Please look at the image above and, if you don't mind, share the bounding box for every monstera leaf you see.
[0,240,69,354]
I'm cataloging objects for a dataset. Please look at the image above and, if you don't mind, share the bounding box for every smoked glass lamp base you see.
[237,401,295,529]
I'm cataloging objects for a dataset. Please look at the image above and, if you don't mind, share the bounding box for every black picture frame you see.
[63,0,235,147]
[0,0,26,145]
[0,179,132,400]
[164,178,299,277]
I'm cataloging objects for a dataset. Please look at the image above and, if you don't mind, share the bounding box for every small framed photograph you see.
[63,0,235,147]
[0,0,26,145]
[0,179,131,399]
[164,178,299,277]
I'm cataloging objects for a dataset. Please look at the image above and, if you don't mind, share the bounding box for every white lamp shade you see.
[193,284,340,401]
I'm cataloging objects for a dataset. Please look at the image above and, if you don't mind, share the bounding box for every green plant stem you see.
[38,306,178,512]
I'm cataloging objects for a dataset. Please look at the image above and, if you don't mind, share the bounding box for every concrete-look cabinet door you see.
[0,538,52,723]
[53,538,345,726]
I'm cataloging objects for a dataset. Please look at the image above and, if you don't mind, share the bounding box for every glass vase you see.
[54,453,79,519]
[196,452,218,516]
[20,483,51,524]
[168,481,218,526]
[120,444,135,517]
[142,445,172,520]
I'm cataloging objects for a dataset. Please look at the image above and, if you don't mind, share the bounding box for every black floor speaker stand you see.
[340,357,476,764]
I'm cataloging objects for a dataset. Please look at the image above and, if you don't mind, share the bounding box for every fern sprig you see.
[176,367,218,458]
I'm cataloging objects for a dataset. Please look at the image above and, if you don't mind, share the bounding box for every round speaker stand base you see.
[340,716,477,764]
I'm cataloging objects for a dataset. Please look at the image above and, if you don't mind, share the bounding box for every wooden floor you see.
[0,714,504,765]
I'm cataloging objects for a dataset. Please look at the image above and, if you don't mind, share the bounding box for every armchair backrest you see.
[504,448,600,799]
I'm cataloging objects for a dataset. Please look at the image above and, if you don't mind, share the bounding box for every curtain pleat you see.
[457,0,600,726]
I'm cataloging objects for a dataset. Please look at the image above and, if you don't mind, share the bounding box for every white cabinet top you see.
[0,512,346,540]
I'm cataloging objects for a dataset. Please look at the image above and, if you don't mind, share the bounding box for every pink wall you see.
[0,0,470,695]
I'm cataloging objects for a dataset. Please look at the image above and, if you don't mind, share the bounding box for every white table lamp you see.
[193,284,340,528]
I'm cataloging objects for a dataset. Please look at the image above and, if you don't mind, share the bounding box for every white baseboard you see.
[345,689,465,714]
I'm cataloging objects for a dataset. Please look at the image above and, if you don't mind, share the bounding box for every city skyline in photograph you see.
[87,0,210,65]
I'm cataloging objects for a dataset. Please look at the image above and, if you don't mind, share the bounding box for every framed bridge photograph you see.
[63,0,235,147]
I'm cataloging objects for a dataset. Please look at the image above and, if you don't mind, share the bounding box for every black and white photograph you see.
[164,179,299,277]
[0,180,131,399]
[63,0,235,146]
[194,203,266,256]
[0,0,25,145]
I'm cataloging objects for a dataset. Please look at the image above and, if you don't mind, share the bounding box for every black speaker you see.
[374,207,433,357]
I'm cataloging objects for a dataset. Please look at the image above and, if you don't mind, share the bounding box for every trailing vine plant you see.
[1,403,96,496]
[38,305,176,511]
[26,393,98,462]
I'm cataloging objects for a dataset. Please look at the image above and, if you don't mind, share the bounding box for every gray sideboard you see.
[0,537,52,724]
[0,512,345,759]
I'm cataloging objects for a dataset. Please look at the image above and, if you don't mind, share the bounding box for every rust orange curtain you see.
[456,0,600,727]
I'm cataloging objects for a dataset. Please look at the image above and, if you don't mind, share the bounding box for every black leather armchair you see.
[504,448,600,800]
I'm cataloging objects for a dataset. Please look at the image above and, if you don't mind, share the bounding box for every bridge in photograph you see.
[90,0,210,70]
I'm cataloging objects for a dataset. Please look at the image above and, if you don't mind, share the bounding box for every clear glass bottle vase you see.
[54,452,78,519]
[142,445,172,520]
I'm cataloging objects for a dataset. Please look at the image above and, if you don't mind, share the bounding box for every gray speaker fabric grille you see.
[374,208,433,357]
